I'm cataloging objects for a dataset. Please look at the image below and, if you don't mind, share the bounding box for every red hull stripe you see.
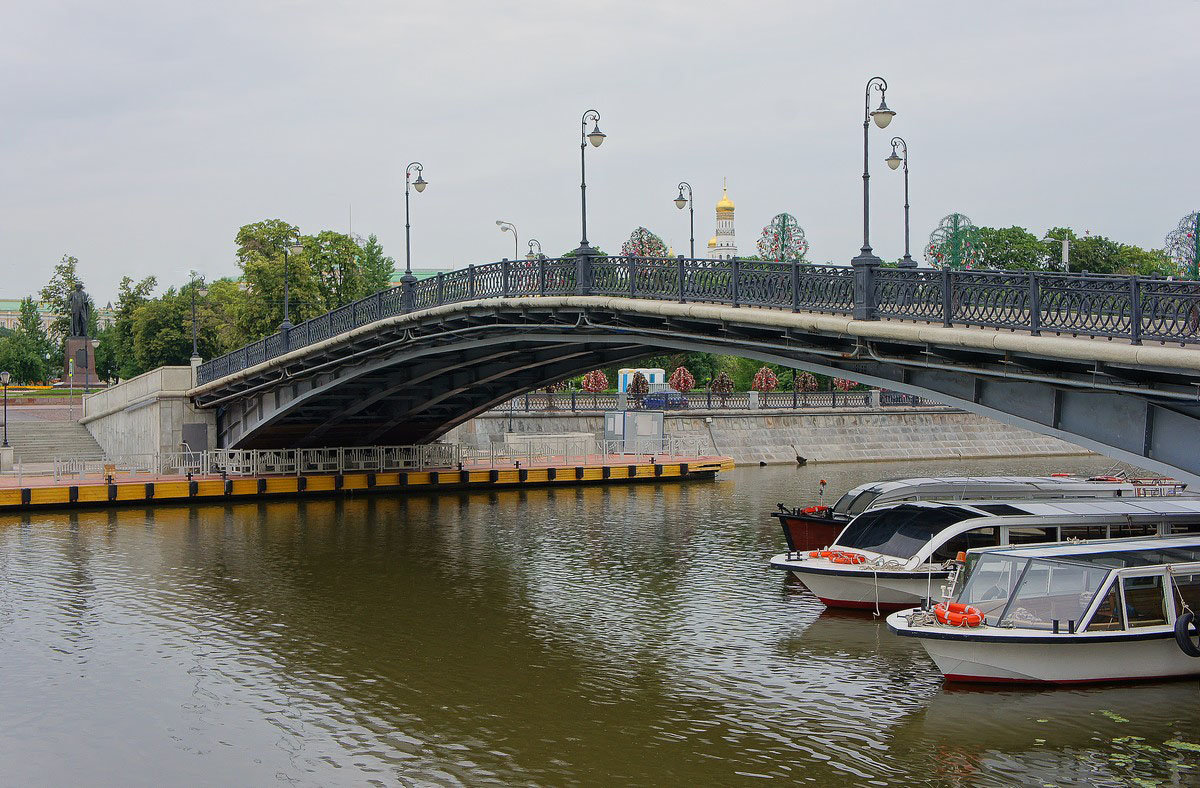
[817,597,912,612]
[943,672,1200,685]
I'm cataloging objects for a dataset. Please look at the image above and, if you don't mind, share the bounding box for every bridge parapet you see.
[198,257,1200,386]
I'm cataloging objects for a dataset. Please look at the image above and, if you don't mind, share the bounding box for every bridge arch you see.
[191,295,1200,485]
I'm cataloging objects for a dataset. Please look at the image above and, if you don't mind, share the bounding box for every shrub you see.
[581,369,608,393]
[668,366,695,393]
[751,366,779,392]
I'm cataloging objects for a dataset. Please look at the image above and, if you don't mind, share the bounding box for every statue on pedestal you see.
[69,283,91,338]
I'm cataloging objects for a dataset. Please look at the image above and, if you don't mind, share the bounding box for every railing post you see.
[281,325,290,352]
[401,276,415,312]
[628,255,636,299]
[575,250,593,296]
[502,259,511,297]
[792,260,801,312]
[437,271,445,304]
[941,267,953,327]
[731,258,740,307]
[538,256,547,296]
[570,389,577,411]
[850,258,878,320]
[677,255,686,303]
[1130,275,1143,345]
[1028,271,1041,336]
[375,290,383,318]
[524,392,530,411]
[468,264,476,299]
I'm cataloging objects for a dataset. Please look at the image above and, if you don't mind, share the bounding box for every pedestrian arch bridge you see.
[189,256,1200,483]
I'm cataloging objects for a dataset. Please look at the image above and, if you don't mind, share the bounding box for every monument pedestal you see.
[65,337,101,387]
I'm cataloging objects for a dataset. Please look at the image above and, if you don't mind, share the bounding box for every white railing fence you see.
[51,438,707,481]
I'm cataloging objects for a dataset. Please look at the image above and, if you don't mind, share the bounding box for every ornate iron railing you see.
[198,257,1200,385]
[504,389,944,412]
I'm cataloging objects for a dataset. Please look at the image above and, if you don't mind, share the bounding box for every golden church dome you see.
[707,236,718,248]
[716,187,735,213]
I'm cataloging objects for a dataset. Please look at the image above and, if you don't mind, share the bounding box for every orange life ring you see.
[934,602,984,627]
[807,549,867,565]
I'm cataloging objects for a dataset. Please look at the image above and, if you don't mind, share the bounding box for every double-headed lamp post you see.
[673,181,695,258]
[526,239,543,261]
[1,370,9,448]
[403,162,428,284]
[496,220,518,259]
[852,76,896,267]
[190,282,209,362]
[280,232,303,331]
[577,109,606,254]
[885,137,915,268]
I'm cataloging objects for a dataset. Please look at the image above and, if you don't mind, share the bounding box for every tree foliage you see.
[39,255,95,347]
[0,298,55,383]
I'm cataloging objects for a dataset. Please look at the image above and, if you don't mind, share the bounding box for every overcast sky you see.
[3,1,1198,303]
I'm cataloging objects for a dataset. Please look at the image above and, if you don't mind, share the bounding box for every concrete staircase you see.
[6,420,106,464]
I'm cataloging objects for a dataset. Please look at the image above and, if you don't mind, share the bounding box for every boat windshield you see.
[835,504,978,559]
[958,554,1109,629]
[834,488,880,516]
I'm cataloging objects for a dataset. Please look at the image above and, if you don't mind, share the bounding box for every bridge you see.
[190,256,1200,483]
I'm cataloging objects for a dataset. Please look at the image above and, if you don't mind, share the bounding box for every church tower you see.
[708,179,737,260]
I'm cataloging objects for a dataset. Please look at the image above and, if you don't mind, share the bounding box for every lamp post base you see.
[898,255,917,268]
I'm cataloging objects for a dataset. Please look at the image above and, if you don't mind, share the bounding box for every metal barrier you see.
[198,256,1200,385]
[51,439,705,480]
[505,389,944,412]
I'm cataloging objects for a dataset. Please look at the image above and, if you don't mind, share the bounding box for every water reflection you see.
[0,457,1197,786]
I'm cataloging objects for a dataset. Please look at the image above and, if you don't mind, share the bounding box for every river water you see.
[2,456,1199,786]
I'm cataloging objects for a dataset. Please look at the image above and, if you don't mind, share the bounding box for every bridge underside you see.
[193,300,1200,484]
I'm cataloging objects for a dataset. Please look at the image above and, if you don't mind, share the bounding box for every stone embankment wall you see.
[81,365,216,457]
[444,408,1090,466]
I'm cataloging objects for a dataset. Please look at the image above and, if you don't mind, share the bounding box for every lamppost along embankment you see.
[673,181,695,258]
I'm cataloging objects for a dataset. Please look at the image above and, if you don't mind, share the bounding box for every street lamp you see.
[526,239,543,261]
[403,161,428,283]
[496,220,518,260]
[87,338,99,395]
[674,181,695,258]
[1,370,9,448]
[885,137,915,268]
[577,109,605,253]
[281,232,302,331]
[852,76,896,267]
[1041,233,1071,272]
[190,281,209,362]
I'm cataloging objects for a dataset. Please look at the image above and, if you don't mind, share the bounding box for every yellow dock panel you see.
[30,487,70,505]
[0,489,23,507]
[264,477,298,494]
[306,476,336,492]
[76,486,109,503]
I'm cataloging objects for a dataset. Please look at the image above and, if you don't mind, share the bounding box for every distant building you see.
[706,180,737,260]
[387,268,455,288]
[0,299,114,333]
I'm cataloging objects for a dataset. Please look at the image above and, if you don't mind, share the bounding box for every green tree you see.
[107,275,158,379]
[306,230,376,313]
[235,219,317,341]
[130,281,224,371]
[0,298,55,383]
[358,234,396,294]
[976,226,1046,270]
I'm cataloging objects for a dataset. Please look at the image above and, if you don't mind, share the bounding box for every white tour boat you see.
[769,498,1200,612]
[772,474,1187,556]
[887,534,1200,684]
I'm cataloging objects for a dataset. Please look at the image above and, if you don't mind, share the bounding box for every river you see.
[2,456,1198,786]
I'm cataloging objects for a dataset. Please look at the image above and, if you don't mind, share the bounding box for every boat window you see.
[831,491,859,516]
[998,559,1110,630]
[835,505,978,559]
[974,504,1028,516]
[1122,575,1167,627]
[1110,522,1158,539]
[1061,525,1108,541]
[1087,582,1125,631]
[958,555,1027,620]
[846,490,884,516]
[931,527,999,563]
[1006,526,1059,545]
[1170,572,1200,615]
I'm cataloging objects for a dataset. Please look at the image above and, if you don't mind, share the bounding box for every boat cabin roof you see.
[830,475,1184,516]
[966,533,1200,567]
